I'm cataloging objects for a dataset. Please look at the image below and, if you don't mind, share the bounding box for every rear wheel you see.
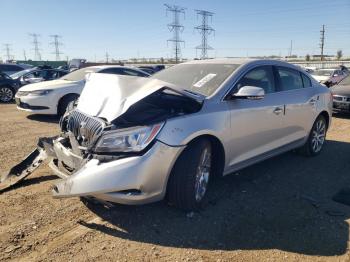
[57,94,79,117]
[299,115,327,156]
[166,139,212,211]
[0,86,14,103]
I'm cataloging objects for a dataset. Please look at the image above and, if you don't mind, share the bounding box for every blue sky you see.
[1,0,349,61]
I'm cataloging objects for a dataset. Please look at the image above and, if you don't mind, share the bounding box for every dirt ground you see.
[1,103,350,261]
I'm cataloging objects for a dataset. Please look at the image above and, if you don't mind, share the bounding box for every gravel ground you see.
[1,103,350,262]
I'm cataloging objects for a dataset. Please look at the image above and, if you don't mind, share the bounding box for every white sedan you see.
[311,68,349,87]
[15,65,150,116]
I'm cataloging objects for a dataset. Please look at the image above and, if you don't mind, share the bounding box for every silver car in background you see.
[1,59,332,211]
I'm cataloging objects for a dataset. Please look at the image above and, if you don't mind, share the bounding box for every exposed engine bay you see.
[0,74,202,191]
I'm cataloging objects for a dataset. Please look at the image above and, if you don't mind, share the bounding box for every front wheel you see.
[0,86,14,103]
[166,139,212,211]
[299,115,327,156]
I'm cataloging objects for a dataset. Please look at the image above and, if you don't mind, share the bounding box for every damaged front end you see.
[1,74,202,203]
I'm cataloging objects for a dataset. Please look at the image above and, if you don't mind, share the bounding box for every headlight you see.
[27,89,53,96]
[94,123,164,153]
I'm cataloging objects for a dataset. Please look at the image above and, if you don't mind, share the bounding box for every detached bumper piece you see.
[0,137,56,191]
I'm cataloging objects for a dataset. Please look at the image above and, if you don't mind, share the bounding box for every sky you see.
[0,0,349,61]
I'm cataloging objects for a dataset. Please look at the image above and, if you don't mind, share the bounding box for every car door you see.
[273,66,318,144]
[225,65,287,168]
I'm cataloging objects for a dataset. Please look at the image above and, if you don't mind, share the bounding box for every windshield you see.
[61,67,100,81]
[313,70,333,76]
[151,63,240,96]
[10,69,33,79]
[339,75,350,85]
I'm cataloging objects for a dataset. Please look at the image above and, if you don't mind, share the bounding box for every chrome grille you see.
[333,95,350,102]
[66,110,106,147]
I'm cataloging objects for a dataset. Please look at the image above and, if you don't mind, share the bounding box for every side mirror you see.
[232,86,265,100]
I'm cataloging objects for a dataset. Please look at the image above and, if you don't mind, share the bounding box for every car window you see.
[234,66,275,94]
[276,67,303,91]
[301,73,312,88]
[100,68,125,75]
[122,68,148,77]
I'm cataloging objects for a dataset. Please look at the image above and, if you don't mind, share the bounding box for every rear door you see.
[273,66,318,144]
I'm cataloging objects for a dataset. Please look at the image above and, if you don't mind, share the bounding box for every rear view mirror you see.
[233,86,265,100]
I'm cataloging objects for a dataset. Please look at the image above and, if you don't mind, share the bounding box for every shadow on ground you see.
[0,175,57,194]
[82,140,350,256]
[26,114,59,123]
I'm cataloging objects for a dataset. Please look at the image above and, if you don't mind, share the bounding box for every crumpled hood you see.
[19,79,81,91]
[77,73,203,122]
[311,75,330,82]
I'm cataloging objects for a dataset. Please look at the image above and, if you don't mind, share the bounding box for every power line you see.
[50,35,63,61]
[29,33,41,61]
[3,44,12,61]
[195,9,215,59]
[165,4,186,63]
[320,25,325,61]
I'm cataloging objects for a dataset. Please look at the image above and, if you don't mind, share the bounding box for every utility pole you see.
[165,4,186,64]
[289,40,293,58]
[29,33,41,61]
[23,49,27,61]
[50,35,63,61]
[105,52,109,63]
[194,10,215,60]
[3,44,12,61]
[320,25,325,61]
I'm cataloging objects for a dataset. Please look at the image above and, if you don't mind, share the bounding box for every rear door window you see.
[276,67,304,91]
[301,74,312,88]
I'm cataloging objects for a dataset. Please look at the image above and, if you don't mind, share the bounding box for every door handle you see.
[273,107,283,115]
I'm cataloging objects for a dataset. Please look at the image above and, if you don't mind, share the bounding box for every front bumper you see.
[50,139,185,205]
[15,93,58,115]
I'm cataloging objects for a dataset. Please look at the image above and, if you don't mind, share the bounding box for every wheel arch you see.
[319,110,330,130]
[57,93,80,109]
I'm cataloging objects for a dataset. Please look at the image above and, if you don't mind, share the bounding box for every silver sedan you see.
[1,59,332,210]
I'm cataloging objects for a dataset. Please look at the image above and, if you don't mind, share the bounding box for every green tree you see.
[336,50,343,60]
[305,54,310,61]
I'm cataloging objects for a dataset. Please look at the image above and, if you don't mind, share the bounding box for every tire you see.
[299,115,327,156]
[57,94,79,117]
[166,139,212,211]
[0,86,14,103]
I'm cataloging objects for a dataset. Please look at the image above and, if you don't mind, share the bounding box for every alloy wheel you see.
[0,87,14,102]
[194,146,212,202]
[311,119,326,153]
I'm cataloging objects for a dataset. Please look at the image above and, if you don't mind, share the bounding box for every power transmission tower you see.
[165,4,186,63]
[320,25,325,61]
[29,33,41,61]
[194,10,215,60]
[3,44,12,61]
[50,35,63,61]
[23,50,27,61]
[105,52,109,63]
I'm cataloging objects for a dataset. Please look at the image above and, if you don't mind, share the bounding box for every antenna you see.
[165,4,186,63]
[194,10,215,59]
[29,33,41,61]
[50,35,63,61]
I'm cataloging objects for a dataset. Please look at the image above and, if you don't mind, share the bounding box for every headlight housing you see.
[94,123,164,153]
[28,89,53,96]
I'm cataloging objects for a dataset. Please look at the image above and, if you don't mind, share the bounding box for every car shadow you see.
[0,174,57,194]
[26,114,59,123]
[333,112,350,120]
[81,140,350,256]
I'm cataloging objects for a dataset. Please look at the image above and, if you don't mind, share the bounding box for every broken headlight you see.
[94,123,164,153]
